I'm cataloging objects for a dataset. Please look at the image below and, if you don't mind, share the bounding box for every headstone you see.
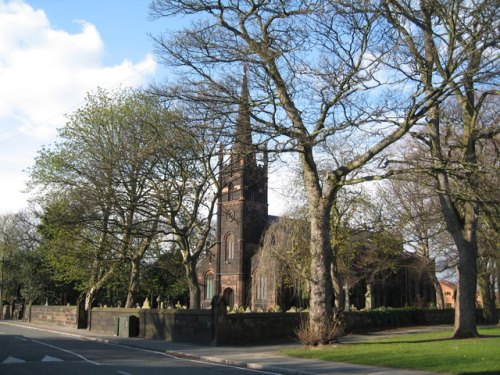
[142,297,150,309]
[365,284,373,311]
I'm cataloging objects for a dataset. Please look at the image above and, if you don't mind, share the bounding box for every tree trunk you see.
[433,278,444,310]
[478,258,497,323]
[331,256,345,311]
[85,287,95,312]
[428,102,479,338]
[125,258,140,308]
[308,201,334,343]
[453,240,479,337]
[185,259,201,310]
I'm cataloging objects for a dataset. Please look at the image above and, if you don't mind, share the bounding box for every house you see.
[440,280,457,308]
[196,73,437,311]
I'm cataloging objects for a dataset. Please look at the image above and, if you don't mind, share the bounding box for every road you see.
[0,322,279,375]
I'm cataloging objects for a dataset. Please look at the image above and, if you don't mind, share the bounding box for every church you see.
[196,74,436,312]
[196,72,275,310]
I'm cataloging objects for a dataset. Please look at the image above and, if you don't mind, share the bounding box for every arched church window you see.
[225,233,235,260]
[205,274,215,300]
[227,182,234,201]
[255,273,267,300]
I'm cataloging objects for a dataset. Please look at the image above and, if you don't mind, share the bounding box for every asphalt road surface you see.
[0,322,279,375]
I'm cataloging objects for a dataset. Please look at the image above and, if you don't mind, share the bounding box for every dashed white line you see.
[117,371,133,375]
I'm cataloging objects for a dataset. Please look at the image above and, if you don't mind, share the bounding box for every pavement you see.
[4,321,453,375]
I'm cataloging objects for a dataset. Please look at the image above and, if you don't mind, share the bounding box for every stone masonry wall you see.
[83,307,497,345]
[28,305,78,328]
[89,308,141,336]
[90,308,213,344]
[220,312,305,345]
[141,309,213,344]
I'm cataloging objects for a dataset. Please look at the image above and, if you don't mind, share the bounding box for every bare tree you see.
[378,178,456,309]
[376,0,499,338]
[152,121,223,309]
[151,0,451,343]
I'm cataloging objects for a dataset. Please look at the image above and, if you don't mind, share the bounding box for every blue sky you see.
[0,0,166,214]
[0,0,286,216]
[26,0,166,65]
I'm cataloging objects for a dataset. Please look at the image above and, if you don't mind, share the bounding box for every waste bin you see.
[118,315,139,338]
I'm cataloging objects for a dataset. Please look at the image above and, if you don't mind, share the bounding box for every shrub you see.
[295,315,345,346]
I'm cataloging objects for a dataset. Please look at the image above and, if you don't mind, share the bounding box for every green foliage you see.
[283,327,500,374]
[29,87,190,307]
[140,249,188,306]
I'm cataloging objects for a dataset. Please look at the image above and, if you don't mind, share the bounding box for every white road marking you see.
[117,371,133,375]
[3,356,26,364]
[0,322,280,374]
[0,322,83,339]
[32,340,101,366]
[41,355,63,362]
[107,342,282,375]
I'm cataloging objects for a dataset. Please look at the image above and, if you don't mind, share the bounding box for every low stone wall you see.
[90,308,213,344]
[28,305,78,328]
[220,312,305,345]
[86,307,497,346]
[141,309,213,344]
[89,308,141,336]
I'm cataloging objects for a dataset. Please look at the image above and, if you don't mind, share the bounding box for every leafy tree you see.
[0,211,67,312]
[30,87,224,311]
[141,248,189,308]
[30,88,179,309]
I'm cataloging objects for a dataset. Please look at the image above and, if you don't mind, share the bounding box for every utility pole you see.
[0,253,4,319]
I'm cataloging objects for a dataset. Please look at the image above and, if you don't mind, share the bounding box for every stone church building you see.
[196,72,275,310]
[196,74,436,311]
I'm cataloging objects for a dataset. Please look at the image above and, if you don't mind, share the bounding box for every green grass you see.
[282,327,500,374]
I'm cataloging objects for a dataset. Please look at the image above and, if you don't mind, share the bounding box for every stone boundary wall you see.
[24,306,497,345]
[220,312,306,345]
[90,308,213,344]
[89,308,141,335]
[141,309,213,344]
[27,305,78,328]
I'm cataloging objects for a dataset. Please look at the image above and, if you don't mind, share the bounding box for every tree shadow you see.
[356,332,499,345]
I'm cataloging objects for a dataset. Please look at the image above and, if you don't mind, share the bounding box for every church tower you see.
[216,70,268,308]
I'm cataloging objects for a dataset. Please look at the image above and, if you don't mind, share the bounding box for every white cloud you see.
[0,0,156,141]
[0,0,157,214]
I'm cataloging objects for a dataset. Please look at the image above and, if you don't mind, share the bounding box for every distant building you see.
[196,73,436,311]
[440,280,457,308]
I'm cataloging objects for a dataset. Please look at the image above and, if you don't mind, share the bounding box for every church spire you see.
[234,65,254,159]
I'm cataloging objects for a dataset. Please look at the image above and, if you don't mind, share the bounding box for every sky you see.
[0,0,287,216]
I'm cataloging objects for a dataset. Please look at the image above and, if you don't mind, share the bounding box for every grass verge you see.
[282,327,500,374]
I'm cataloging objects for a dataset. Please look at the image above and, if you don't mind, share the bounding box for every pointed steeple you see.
[234,65,254,160]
